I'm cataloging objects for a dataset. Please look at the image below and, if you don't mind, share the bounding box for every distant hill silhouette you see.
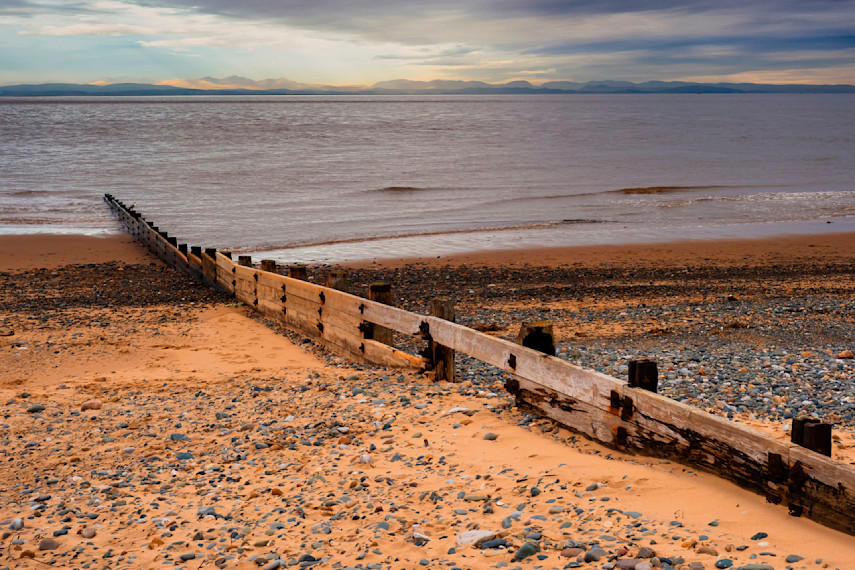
[2,79,854,96]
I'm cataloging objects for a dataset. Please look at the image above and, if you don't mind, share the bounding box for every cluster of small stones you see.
[0,369,821,570]
[342,262,855,432]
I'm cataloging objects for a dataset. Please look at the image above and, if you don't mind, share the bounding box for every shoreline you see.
[343,230,855,270]
[5,228,853,272]
[3,233,855,568]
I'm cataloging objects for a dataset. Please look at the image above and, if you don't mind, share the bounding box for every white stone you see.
[456,529,496,546]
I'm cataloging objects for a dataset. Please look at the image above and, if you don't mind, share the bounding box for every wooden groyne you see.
[105,194,855,536]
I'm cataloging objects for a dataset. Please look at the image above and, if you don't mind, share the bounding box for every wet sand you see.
[2,233,855,570]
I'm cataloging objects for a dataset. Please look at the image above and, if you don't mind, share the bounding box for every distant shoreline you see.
[2,79,855,97]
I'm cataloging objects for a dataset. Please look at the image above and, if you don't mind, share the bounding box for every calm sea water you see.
[2,94,854,262]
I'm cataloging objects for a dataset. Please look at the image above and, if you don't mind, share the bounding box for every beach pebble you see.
[27,404,45,413]
[81,527,97,539]
[10,518,24,530]
[561,547,584,557]
[39,538,60,550]
[480,538,508,549]
[456,530,496,546]
[81,399,102,411]
[483,432,498,440]
[513,542,539,561]
[837,349,854,359]
[585,546,607,562]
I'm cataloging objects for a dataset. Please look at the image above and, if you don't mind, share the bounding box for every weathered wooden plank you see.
[787,446,855,534]
[514,376,624,446]
[282,307,320,338]
[216,253,236,294]
[234,279,256,306]
[200,251,219,291]
[361,339,426,369]
[257,298,284,320]
[256,283,282,305]
[233,264,257,306]
[319,319,363,358]
[284,294,322,322]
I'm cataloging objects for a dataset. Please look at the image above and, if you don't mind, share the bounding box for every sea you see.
[1,94,854,263]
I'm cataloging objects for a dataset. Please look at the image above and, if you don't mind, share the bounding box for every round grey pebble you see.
[39,538,60,550]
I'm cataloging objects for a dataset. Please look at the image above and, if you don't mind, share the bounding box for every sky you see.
[1,0,854,87]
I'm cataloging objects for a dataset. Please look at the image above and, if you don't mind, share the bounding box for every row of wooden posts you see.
[104,194,855,536]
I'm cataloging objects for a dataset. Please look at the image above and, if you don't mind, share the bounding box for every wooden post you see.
[191,246,202,257]
[260,259,277,273]
[326,270,349,292]
[238,255,252,267]
[178,243,188,255]
[288,265,308,281]
[804,422,832,457]
[793,418,832,457]
[517,321,556,356]
[429,298,456,382]
[366,283,394,345]
[167,236,177,247]
[628,359,659,392]
[792,417,819,446]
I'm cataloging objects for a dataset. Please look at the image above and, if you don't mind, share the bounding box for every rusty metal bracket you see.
[609,391,634,420]
[507,353,517,370]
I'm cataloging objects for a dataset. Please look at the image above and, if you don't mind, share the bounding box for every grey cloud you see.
[1,0,106,16]
[129,0,855,51]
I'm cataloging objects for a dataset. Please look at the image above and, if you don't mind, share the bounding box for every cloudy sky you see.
[1,0,854,86]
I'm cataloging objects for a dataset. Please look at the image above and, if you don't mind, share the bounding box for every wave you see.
[240,219,612,253]
[2,189,87,197]
[478,184,770,208]
[370,186,434,193]
[612,185,729,195]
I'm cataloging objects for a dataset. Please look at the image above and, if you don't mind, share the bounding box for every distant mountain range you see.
[2,77,855,96]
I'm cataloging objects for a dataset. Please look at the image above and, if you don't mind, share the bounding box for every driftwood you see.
[104,194,855,536]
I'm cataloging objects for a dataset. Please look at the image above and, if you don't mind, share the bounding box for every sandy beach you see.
[2,233,855,570]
